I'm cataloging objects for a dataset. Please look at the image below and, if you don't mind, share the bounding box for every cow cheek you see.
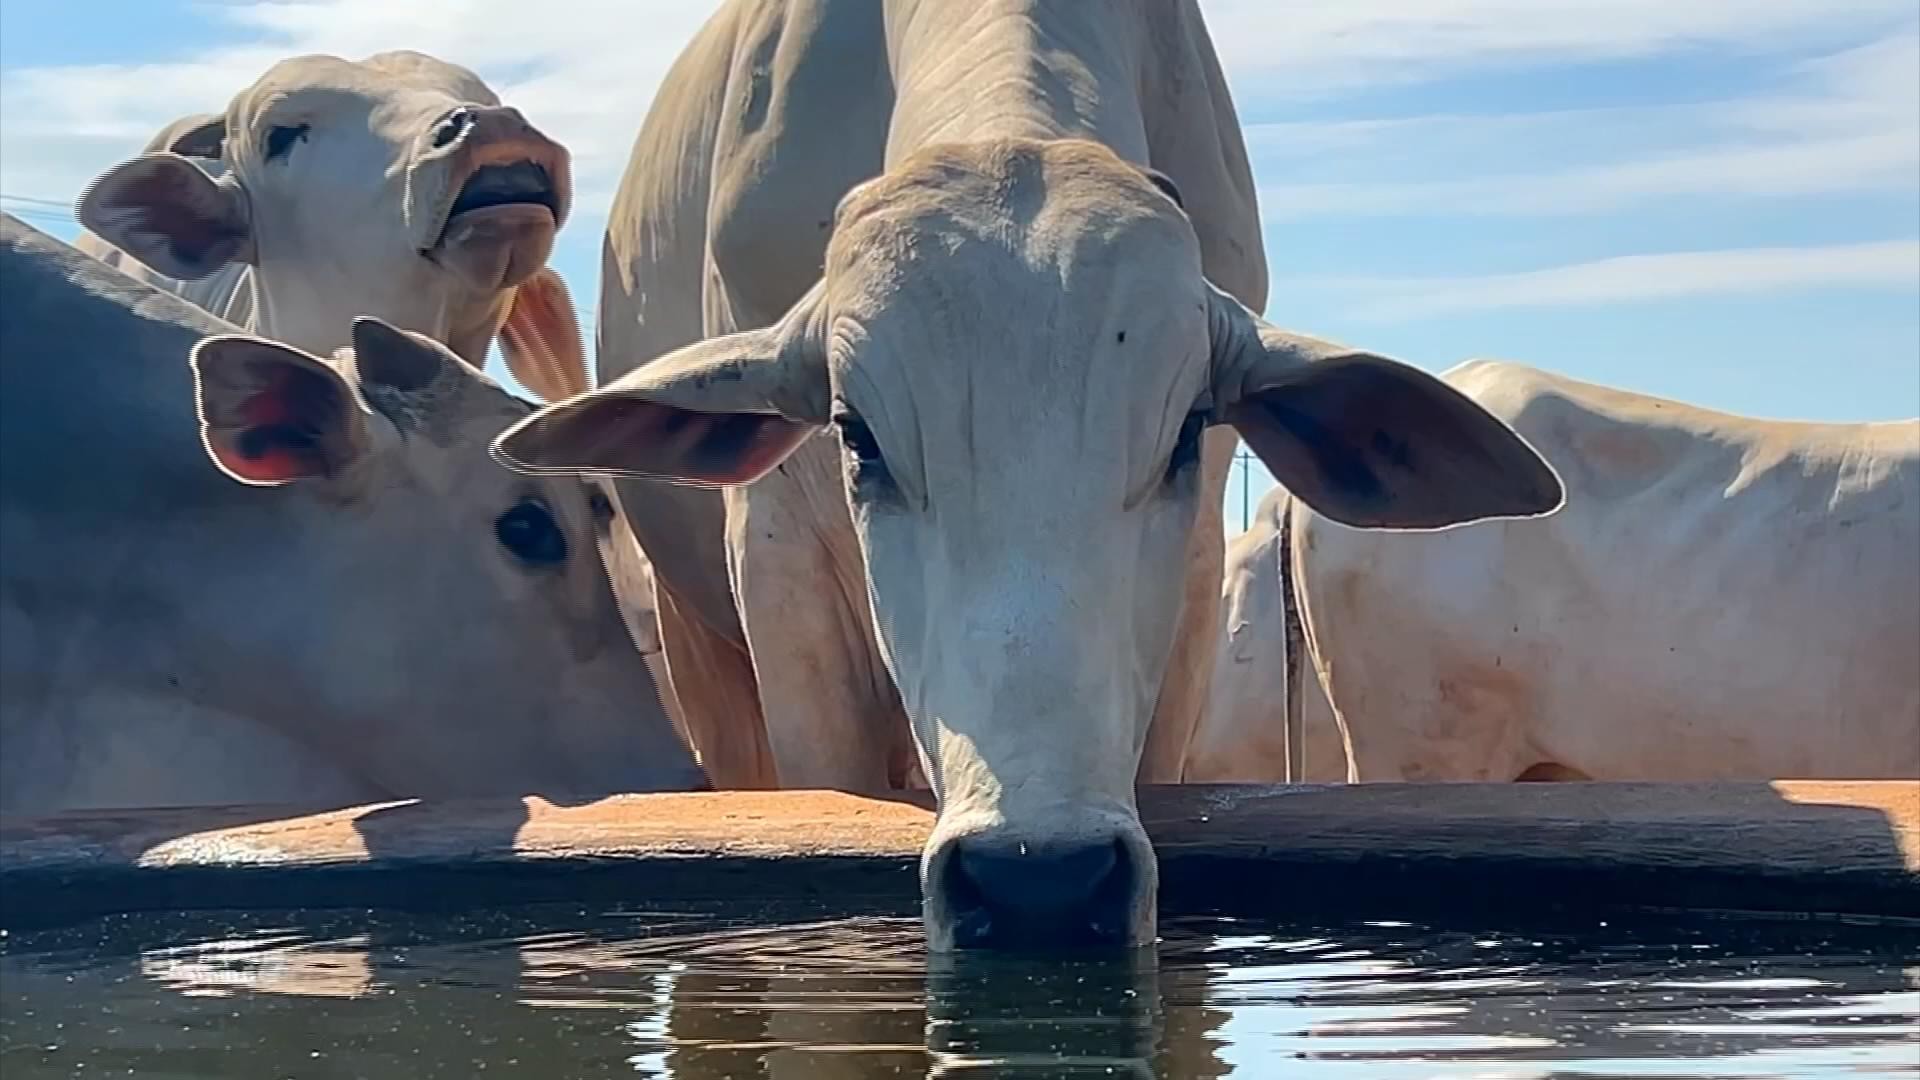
[852,516,939,738]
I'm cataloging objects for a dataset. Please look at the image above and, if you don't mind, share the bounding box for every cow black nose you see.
[947,838,1133,949]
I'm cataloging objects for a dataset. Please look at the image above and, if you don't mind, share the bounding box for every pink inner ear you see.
[236,368,303,428]
[697,410,818,486]
[209,433,314,485]
[207,370,329,484]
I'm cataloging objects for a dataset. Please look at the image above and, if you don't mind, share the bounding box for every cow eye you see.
[495,499,568,567]
[264,123,310,162]
[832,408,893,496]
[1166,410,1210,484]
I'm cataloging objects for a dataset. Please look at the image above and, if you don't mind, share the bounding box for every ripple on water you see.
[1,904,1915,1078]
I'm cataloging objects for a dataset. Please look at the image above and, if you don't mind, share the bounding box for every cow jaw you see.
[423,143,569,294]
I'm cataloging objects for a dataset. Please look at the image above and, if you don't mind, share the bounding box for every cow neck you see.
[885,1,1151,164]
[247,269,498,377]
[441,288,513,376]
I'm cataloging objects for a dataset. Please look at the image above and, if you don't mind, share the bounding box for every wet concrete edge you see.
[2,783,1915,931]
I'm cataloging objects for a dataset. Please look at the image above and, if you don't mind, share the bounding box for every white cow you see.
[493,0,1563,951]
[1184,487,1346,784]
[73,50,587,403]
[0,215,705,813]
[1191,360,1920,784]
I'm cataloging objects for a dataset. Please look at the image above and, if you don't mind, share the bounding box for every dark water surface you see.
[1,902,1914,1078]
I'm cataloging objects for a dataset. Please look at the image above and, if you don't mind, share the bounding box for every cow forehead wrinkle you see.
[830,266,1203,501]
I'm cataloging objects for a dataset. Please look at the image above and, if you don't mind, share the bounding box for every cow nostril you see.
[947,838,1133,949]
[432,108,473,149]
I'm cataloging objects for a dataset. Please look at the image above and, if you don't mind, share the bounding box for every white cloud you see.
[1298,240,1920,320]
[1253,27,1920,219]
[4,1,1915,219]
[1203,0,1917,97]
[1260,131,1918,218]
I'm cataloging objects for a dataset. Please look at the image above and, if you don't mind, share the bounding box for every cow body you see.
[1185,488,1346,784]
[1194,360,1920,783]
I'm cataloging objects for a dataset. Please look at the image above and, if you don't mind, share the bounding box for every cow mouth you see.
[433,160,562,245]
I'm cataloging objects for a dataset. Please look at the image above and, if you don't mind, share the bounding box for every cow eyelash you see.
[832,409,894,497]
[264,123,310,162]
[494,498,569,567]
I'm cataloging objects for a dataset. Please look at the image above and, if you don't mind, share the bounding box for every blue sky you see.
[3,0,1915,533]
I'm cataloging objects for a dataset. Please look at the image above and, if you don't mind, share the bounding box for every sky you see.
[2,0,1916,534]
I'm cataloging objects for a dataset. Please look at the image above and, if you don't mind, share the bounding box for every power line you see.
[0,193,73,210]
[3,207,74,227]
[1,192,79,230]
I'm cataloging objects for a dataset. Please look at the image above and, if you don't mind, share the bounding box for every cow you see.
[493,0,1564,950]
[1183,487,1346,784]
[0,214,705,813]
[72,50,588,404]
[1189,360,1920,784]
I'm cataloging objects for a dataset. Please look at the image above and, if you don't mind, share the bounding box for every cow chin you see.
[431,204,557,293]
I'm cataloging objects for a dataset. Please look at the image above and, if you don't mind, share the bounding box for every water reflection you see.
[1,905,1914,1078]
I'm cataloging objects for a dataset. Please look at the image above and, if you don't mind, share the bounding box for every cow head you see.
[188,317,704,797]
[80,51,584,402]
[490,139,1564,949]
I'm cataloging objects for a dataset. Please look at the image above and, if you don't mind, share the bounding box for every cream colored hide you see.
[1183,488,1347,784]
[0,216,703,812]
[504,1,1564,951]
[74,51,588,402]
[1278,360,1920,783]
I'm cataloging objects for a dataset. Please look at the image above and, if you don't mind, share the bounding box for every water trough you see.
[3,782,1915,931]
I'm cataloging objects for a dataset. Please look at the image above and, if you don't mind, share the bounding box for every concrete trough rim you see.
[2,781,1915,933]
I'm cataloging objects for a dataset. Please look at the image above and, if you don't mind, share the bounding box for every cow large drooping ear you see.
[159,114,228,160]
[78,153,253,280]
[1208,287,1565,530]
[190,335,370,487]
[499,266,589,401]
[492,286,829,487]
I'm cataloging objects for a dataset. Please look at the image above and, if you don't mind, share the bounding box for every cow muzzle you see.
[922,821,1157,952]
[415,105,573,292]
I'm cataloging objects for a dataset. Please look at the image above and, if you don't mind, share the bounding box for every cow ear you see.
[1141,166,1184,209]
[78,153,253,280]
[190,335,370,486]
[162,115,228,159]
[346,316,494,439]
[492,287,829,487]
[499,266,589,401]
[350,316,458,395]
[1209,287,1564,530]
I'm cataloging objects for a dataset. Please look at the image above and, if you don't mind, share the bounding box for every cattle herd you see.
[2,0,1914,951]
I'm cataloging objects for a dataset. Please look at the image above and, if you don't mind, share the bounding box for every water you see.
[1,902,1914,1078]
